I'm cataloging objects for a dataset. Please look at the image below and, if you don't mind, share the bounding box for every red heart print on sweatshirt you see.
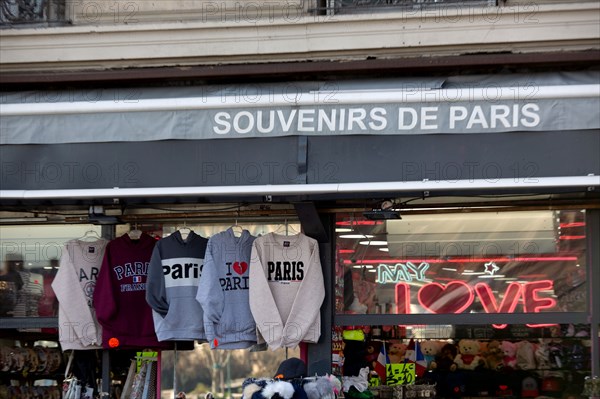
[418,281,474,314]
[233,261,248,275]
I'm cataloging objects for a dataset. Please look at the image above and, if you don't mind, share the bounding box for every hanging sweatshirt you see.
[93,233,167,349]
[52,238,108,350]
[196,228,257,349]
[249,232,325,350]
[146,230,208,341]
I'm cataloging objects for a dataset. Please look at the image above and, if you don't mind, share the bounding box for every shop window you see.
[333,323,593,397]
[335,210,587,316]
[333,209,592,398]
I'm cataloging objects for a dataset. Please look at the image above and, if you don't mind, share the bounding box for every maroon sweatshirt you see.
[93,233,167,349]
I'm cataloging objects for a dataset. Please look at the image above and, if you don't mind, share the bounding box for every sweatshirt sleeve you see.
[281,239,325,347]
[93,242,117,329]
[145,243,169,316]
[249,239,285,350]
[196,238,224,342]
[52,243,100,347]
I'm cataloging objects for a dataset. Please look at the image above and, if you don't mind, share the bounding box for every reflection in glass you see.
[335,210,587,315]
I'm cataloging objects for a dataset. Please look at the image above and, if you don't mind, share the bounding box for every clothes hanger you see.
[231,219,244,238]
[274,219,299,236]
[128,223,142,240]
[79,229,101,242]
[178,221,191,240]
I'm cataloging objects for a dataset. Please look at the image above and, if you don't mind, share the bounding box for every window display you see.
[333,209,592,398]
[336,210,587,317]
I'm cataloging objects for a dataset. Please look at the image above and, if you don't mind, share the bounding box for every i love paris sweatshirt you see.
[196,227,257,349]
[249,232,325,350]
[145,230,208,341]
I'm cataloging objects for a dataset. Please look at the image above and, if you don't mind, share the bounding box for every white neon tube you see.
[1,176,597,200]
[1,84,599,116]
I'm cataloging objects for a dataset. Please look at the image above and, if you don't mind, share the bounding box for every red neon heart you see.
[233,261,248,275]
[418,281,474,314]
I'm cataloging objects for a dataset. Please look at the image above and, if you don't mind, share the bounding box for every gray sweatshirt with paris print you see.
[145,230,208,341]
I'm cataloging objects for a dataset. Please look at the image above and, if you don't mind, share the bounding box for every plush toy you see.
[261,381,295,399]
[483,340,504,371]
[364,342,379,369]
[534,339,551,370]
[500,341,517,369]
[431,342,458,372]
[454,339,485,371]
[420,340,442,370]
[548,341,564,369]
[516,341,536,370]
[387,342,407,364]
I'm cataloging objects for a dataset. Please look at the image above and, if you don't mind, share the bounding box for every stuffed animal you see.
[261,381,295,399]
[535,339,551,370]
[516,341,536,370]
[500,341,518,369]
[431,343,457,372]
[483,340,504,371]
[420,340,442,370]
[454,339,484,371]
[364,342,379,368]
[387,342,407,364]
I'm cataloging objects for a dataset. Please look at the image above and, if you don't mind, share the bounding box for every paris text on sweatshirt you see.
[196,228,257,349]
[146,230,208,341]
[249,232,325,350]
[52,238,107,350]
[93,233,168,349]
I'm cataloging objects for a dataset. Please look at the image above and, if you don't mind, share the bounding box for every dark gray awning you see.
[1,72,599,145]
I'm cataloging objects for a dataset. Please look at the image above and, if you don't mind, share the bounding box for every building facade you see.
[1,0,599,397]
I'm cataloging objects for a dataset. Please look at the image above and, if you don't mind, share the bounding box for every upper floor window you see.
[1,0,66,27]
[320,0,497,14]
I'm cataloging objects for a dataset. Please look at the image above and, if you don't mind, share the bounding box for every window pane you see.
[333,323,593,397]
[335,210,587,315]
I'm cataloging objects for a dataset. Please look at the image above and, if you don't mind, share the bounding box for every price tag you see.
[369,376,381,387]
[386,363,416,386]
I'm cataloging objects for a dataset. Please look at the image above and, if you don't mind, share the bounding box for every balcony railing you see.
[1,0,66,27]
[314,0,497,14]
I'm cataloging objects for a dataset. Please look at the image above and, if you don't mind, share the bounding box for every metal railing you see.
[1,0,66,27]
[312,0,497,15]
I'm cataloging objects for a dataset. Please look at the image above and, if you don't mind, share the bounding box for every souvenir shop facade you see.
[1,70,600,398]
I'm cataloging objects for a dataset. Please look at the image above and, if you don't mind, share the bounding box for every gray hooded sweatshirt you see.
[146,230,208,341]
[196,228,257,349]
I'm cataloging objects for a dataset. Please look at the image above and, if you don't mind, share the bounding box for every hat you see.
[274,358,306,380]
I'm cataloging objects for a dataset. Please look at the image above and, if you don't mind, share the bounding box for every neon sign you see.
[377,262,429,283]
[395,280,557,329]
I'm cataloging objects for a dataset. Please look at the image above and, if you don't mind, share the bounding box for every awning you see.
[1,72,599,145]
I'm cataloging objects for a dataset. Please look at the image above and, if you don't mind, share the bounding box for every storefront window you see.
[333,209,592,398]
[332,323,593,397]
[335,210,587,316]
